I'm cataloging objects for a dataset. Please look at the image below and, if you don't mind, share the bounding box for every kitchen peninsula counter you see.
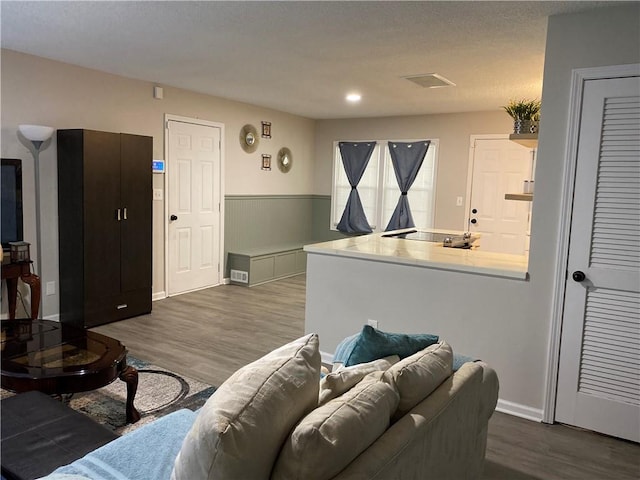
[304,230,528,280]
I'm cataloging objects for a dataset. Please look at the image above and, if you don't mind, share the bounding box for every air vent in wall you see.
[230,269,249,283]
[403,73,456,88]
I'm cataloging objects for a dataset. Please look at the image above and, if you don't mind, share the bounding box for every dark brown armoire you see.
[57,129,152,328]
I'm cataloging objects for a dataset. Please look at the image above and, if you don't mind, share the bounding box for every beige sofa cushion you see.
[171,333,320,480]
[272,372,399,480]
[382,340,453,420]
[331,362,488,480]
[319,355,399,406]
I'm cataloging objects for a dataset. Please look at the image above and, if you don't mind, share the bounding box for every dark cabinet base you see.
[62,289,152,329]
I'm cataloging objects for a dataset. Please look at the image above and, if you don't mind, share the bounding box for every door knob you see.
[170,214,178,221]
[472,208,478,214]
[470,218,477,224]
[572,271,586,282]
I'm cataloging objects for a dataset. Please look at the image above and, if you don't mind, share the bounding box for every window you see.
[331,139,439,232]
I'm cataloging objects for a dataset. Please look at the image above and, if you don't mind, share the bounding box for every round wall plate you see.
[239,124,259,153]
[278,147,293,173]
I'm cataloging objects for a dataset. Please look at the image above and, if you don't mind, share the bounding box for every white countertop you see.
[304,229,529,280]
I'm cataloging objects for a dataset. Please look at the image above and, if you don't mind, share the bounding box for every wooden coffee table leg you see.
[119,365,141,424]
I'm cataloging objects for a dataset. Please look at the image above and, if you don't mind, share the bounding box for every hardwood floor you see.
[485,411,639,479]
[94,275,639,480]
[94,275,306,389]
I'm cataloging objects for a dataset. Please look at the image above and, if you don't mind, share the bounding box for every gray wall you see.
[1,49,315,316]
[223,194,345,274]
[305,4,640,418]
[225,195,315,254]
[305,251,540,417]
[311,196,347,243]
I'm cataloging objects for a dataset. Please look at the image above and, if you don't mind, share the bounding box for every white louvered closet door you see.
[555,75,640,442]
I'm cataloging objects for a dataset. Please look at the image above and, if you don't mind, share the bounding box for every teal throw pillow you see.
[334,325,439,367]
[333,332,360,367]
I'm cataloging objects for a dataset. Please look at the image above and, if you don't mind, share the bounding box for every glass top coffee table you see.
[1,318,140,423]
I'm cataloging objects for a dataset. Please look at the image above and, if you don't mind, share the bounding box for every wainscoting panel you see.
[225,195,313,251]
[311,195,348,243]
[224,195,347,274]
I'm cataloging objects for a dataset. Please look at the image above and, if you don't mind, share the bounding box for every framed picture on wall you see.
[261,154,271,171]
[261,121,271,139]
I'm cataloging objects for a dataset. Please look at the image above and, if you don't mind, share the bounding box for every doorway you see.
[554,71,639,442]
[466,136,534,255]
[165,115,224,296]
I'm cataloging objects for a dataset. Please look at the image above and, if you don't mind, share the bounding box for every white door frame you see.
[543,63,640,424]
[163,114,225,297]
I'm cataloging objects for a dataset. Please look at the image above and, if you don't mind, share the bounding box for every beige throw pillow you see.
[318,355,399,405]
[171,333,320,480]
[382,340,453,420]
[272,372,399,480]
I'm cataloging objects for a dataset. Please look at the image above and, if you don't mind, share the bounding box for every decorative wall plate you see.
[278,147,293,173]
[239,124,259,153]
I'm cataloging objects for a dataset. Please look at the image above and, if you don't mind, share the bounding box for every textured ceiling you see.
[0,1,624,119]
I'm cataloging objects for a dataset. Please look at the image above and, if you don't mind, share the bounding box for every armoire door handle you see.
[116,208,121,221]
[123,207,128,220]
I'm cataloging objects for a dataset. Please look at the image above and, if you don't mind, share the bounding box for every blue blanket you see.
[39,409,197,480]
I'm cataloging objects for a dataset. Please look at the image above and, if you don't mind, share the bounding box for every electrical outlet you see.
[153,189,163,201]
[367,319,379,329]
[46,281,56,296]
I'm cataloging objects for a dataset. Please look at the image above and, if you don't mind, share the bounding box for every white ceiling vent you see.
[403,73,456,88]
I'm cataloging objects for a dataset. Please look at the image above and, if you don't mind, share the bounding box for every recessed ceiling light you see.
[346,93,362,103]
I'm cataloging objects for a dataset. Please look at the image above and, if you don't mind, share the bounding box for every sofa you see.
[40,329,499,480]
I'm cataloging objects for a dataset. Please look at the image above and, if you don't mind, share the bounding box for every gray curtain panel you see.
[337,142,377,233]
[385,141,430,231]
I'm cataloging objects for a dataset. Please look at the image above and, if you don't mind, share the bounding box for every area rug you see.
[1,356,216,435]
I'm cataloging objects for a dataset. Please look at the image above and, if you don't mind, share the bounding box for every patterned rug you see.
[1,356,216,435]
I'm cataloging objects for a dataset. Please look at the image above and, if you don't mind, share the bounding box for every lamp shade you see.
[19,124,54,142]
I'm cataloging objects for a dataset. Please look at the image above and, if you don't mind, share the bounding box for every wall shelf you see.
[509,133,538,148]
[505,193,533,202]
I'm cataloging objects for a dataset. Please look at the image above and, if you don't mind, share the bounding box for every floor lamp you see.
[18,124,55,316]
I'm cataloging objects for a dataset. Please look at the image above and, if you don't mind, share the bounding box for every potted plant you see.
[503,99,541,134]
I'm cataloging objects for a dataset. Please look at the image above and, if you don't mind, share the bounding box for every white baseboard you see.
[496,399,544,422]
[151,278,231,302]
[43,314,60,321]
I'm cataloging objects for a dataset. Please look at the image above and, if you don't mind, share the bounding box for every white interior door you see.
[468,138,532,254]
[167,120,222,295]
[555,75,640,442]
